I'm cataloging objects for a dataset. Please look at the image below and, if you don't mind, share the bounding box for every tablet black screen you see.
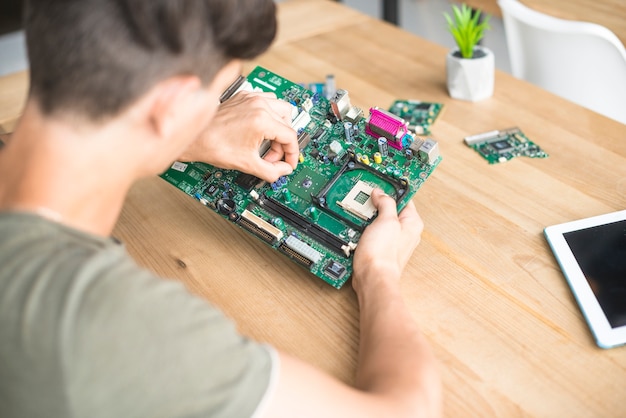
[564,220,626,329]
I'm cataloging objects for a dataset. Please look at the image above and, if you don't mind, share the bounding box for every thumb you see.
[251,159,294,183]
[370,189,398,219]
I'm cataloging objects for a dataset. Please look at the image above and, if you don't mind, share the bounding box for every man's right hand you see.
[262,191,441,418]
[352,189,424,293]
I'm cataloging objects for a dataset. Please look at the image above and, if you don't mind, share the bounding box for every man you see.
[0,0,441,417]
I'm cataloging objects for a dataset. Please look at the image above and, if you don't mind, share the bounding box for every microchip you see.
[206,184,219,196]
[464,127,548,164]
[325,260,347,280]
[491,139,514,153]
[311,127,324,140]
[235,172,262,191]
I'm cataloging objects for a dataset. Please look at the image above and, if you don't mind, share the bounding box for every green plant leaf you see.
[444,3,491,58]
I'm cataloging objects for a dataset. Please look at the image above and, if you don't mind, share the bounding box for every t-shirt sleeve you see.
[61,248,275,418]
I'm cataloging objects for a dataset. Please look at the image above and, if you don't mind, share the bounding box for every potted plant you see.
[444,4,494,101]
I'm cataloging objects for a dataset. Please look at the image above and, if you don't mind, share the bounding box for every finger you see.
[266,100,296,126]
[370,189,398,220]
[263,147,284,163]
[239,92,293,126]
[250,159,294,182]
[267,137,299,169]
[262,124,299,169]
[262,146,298,168]
[398,199,417,221]
[234,91,277,101]
[398,200,423,232]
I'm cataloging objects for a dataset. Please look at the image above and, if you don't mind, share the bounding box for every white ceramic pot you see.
[446,46,494,102]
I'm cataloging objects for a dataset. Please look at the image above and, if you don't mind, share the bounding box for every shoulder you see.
[66,259,277,417]
[0,213,276,417]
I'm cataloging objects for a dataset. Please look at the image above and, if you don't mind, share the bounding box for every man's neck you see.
[0,103,142,237]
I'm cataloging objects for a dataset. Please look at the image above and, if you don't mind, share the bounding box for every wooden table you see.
[459,0,626,46]
[2,1,625,416]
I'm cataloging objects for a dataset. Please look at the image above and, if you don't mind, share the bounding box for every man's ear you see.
[148,75,202,139]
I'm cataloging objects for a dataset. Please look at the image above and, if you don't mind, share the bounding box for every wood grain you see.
[2,1,625,416]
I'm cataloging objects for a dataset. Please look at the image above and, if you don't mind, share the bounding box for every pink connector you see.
[365,107,409,150]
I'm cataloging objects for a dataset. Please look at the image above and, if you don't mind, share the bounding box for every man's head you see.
[24,0,277,122]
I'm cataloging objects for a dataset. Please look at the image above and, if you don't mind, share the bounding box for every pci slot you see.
[238,210,283,245]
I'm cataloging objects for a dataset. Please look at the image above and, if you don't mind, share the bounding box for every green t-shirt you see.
[0,212,277,417]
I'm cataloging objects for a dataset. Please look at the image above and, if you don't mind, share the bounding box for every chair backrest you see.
[498,0,626,125]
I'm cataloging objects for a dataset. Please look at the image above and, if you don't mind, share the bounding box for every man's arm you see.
[0,132,10,148]
[262,190,442,417]
[178,91,299,183]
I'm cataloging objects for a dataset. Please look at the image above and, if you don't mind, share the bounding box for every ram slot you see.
[259,196,349,257]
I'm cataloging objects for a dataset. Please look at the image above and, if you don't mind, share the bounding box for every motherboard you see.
[160,67,441,288]
[464,127,548,164]
[387,99,443,135]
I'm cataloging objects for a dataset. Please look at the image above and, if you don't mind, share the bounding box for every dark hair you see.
[24,0,277,121]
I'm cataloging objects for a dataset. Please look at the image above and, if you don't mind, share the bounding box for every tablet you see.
[544,210,626,349]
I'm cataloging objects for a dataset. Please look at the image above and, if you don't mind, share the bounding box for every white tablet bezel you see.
[544,209,626,349]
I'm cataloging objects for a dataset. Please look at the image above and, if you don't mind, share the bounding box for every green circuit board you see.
[160,66,441,288]
[387,99,443,135]
[464,127,548,164]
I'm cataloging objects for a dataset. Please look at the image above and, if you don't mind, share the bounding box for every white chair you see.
[498,0,626,125]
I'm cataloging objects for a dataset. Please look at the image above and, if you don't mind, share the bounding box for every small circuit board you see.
[387,100,443,135]
[464,127,548,164]
[161,67,441,288]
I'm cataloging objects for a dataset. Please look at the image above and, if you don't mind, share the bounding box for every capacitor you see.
[377,137,389,157]
[361,155,370,165]
[282,188,292,203]
[309,207,320,221]
[298,153,305,163]
[405,149,414,160]
[344,122,354,144]
[373,152,382,164]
